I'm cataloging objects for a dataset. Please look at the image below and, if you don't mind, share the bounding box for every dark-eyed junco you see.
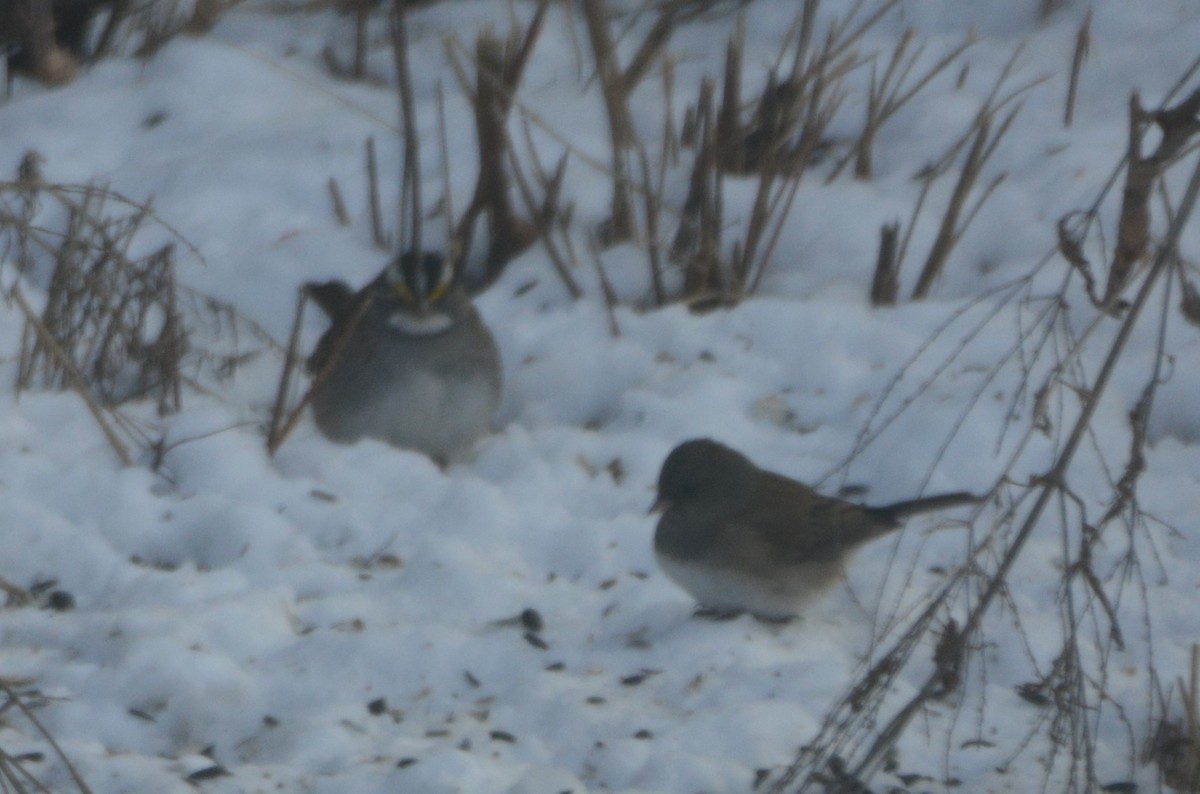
[650,438,980,620]
[306,251,502,463]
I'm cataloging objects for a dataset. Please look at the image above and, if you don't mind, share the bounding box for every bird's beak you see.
[647,495,671,515]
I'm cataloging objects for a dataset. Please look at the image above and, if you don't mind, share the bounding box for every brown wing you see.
[729,470,896,565]
[306,288,377,375]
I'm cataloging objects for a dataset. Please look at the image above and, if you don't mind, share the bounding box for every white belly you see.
[656,553,844,619]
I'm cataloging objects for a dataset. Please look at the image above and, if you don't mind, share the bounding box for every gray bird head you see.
[651,438,758,513]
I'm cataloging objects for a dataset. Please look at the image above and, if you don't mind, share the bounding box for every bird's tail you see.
[305,280,356,321]
[867,491,981,523]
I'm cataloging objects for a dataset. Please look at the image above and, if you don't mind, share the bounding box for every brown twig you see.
[838,28,974,180]
[870,221,900,306]
[435,81,456,260]
[1063,9,1091,128]
[1102,86,1200,308]
[715,14,745,174]
[365,136,389,249]
[353,2,369,78]
[508,136,583,298]
[327,176,350,226]
[2,685,95,793]
[267,292,374,456]
[672,78,722,299]
[389,1,421,254]
[450,4,548,286]
[775,130,1200,794]
[266,287,308,454]
[636,140,667,306]
[911,102,1021,300]
[11,285,132,465]
[587,238,622,337]
[581,0,637,242]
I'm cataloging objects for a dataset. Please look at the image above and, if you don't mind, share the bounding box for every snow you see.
[2,1,1200,792]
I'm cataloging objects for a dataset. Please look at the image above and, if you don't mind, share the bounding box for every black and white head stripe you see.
[386,251,454,307]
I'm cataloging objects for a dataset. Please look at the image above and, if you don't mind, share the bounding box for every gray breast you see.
[309,300,501,461]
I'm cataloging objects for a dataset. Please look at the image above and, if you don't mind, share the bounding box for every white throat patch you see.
[388,311,454,335]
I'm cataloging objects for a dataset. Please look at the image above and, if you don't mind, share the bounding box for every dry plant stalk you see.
[578,0,725,244]
[266,287,309,455]
[1101,86,1200,309]
[10,285,133,466]
[1,685,95,794]
[132,0,216,59]
[455,26,538,282]
[267,287,374,456]
[840,27,974,180]
[635,135,668,306]
[664,0,894,304]
[186,0,234,34]
[672,78,725,302]
[1,0,132,84]
[636,53,686,306]
[669,77,711,271]
[769,108,1200,793]
[508,126,582,298]
[842,42,1048,306]
[322,1,372,80]
[910,107,1012,299]
[1,165,189,442]
[870,221,900,305]
[90,0,129,59]
[580,0,638,242]
[738,71,843,294]
[1,156,272,466]
[587,237,622,337]
[1063,9,1091,128]
[1056,212,1098,300]
[352,0,374,78]
[327,176,350,226]
[435,81,456,248]
[1038,0,1069,22]
[442,2,550,288]
[660,55,680,169]
[714,0,815,177]
[0,575,32,606]
[365,136,390,249]
[897,45,1043,301]
[1181,262,1200,326]
[1146,645,1200,791]
[10,0,215,70]
[389,0,423,254]
[12,200,189,416]
[715,15,745,174]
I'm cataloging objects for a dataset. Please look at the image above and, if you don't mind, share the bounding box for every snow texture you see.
[1,0,1199,792]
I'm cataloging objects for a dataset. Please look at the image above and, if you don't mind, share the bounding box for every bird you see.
[305,250,502,463]
[649,438,980,621]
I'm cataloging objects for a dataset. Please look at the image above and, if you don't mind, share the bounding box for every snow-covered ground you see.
[2,1,1199,791]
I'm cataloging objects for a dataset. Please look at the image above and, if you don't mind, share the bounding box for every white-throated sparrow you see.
[306,251,502,463]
